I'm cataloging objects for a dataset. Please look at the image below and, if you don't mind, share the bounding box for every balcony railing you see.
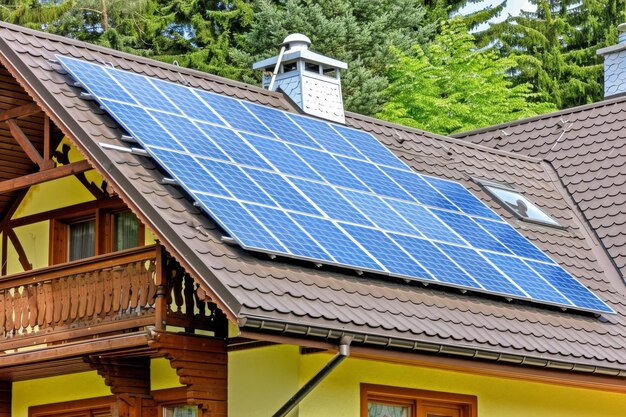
[0,244,222,351]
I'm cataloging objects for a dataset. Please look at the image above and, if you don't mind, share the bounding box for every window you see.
[479,180,560,227]
[68,218,96,261]
[361,384,476,417]
[50,200,145,264]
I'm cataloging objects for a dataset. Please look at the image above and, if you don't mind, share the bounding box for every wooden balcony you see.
[0,244,223,353]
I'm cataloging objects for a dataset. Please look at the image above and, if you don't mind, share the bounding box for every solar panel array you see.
[57,55,614,314]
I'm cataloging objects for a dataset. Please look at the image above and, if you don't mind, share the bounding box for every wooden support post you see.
[148,332,227,417]
[155,242,167,331]
[0,382,10,417]
[43,115,51,163]
[86,357,153,417]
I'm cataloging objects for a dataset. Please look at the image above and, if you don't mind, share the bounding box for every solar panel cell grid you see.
[58,54,614,314]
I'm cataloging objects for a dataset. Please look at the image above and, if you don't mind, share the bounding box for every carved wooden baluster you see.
[78,274,88,319]
[103,269,113,316]
[27,286,37,329]
[60,278,70,323]
[120,266,131,312]
[14,287,24,332]
[36,284,46,328]
[130,262,141,310]
[86,271,96,318]
[69,275,79,321]
[194,283,207,318]
[112,269,122,313]
[0,291,5,333]
[134,262,142,308]
[146,260,156,307]
[4,291,12,333]
[138,261,149,308]
[172,271,184,313]
[52,279,62,325]
[94,270,104,317]
[44,282,54,326]
[184,274,194,317]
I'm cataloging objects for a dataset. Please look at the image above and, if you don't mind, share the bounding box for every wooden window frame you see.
[49,199,145,265]
[361,383,477,417]
[29,396,114,417]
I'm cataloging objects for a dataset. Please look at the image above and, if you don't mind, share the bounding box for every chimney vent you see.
[253,34,348,123]
[597,23,626,98]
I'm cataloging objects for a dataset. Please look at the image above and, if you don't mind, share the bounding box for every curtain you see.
[114,211,139,251]
[69,220,95,261]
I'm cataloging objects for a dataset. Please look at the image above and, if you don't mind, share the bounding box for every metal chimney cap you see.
[281,33,311,51]
[618,23,626,32]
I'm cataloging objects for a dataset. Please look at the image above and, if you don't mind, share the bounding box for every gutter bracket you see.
[271,336,352,417]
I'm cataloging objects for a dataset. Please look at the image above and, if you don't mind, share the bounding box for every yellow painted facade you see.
[12,344,626,416]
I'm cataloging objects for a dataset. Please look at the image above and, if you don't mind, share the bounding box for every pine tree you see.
[234,0,433,116]
[378,17,556,135]
[489,0,626,108]
[0,0,73,27]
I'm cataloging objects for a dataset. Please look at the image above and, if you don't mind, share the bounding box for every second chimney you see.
[597,23,626,99]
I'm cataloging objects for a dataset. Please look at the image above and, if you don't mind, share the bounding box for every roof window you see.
[481,181,560,227]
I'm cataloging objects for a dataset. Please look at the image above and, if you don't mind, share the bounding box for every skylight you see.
[481,181,560,227]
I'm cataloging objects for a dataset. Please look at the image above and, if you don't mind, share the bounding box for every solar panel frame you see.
[57,54,615,315]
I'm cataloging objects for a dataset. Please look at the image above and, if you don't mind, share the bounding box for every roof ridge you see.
[451,94,626,138]
[0,21,286,103]
[345,111,544,164]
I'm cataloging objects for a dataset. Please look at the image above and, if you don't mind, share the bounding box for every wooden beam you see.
[5,119,54,170]
[6,228,30,271]
[0,159,92,195]
[0,102,40,123]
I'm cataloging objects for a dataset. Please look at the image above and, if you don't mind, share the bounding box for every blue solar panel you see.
[333,124,409,170]
[196,91,272,136]
[424,177,501,220]
[291,179,373,225]
[389,234,481,289]
[340,190,417,235]
[295,147,368,190]
[244,204,332,260]
[243,102,319,148]
[109,69,173,113]
[340,224,432,279]
[244,134,323,180]
[196,124,270,169]
[290,214,384,271]
[151,112,229,161]
[194,194,286,252]
[58,54,614,315]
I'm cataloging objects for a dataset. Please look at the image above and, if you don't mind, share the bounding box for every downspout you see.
[272,336,352,417]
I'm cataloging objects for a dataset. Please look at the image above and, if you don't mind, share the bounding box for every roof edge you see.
[240,315,626,377]
[345,111,544,164]
[0,21,289,106]
[451,94,626,139]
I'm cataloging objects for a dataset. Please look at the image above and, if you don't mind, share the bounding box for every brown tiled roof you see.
[2,21,626,375]
[454,98,626,285]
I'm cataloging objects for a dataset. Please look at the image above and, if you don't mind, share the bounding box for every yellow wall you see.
[12,371,109,416]
[228,345,626,417]
[228,344,301,417]
[12,344,626,417]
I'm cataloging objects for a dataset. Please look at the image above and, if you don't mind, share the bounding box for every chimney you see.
[253,34,348,123]
[597,23,626,98]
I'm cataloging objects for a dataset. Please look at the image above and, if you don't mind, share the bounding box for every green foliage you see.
[0,0,74,28]
[234,0,433,115]
[378,18,556,135]
[488,0,626,108]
